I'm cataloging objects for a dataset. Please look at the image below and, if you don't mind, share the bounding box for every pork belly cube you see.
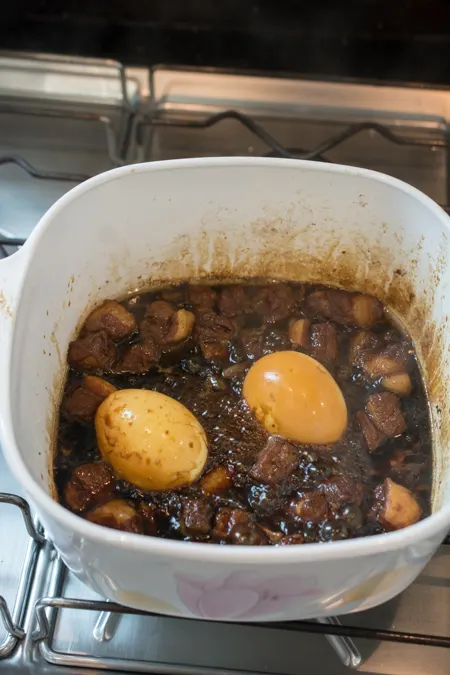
[63,375,117,421]
[374,478,422,530]
[361,343,412,380]
[355,410,387,452]
[83,300,136,340]
[64,462,115,513]
[348,330,381,366]
[212,508,268,545]
[306,289,383,328]
[68,331,116,372]
[249,437,299,485]
[179,499,212,536]
[86,499,144,533]
[366,392,407,437]
[310,322,338,363]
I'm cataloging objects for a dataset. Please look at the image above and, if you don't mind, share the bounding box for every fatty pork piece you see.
[115,300,197,372]
[212,508,268,545]
[195,310,235,362]
[64,462,115,513]
[199,465,233,494]
[86,499,157,535]
[187,285,217,310]
[68,330,117,372]
[306,288,383,328]
[249,437,299,485]
[179,499,213,537]
[253,284,297,323]
[289,318,311,349]
[360,342,412,380]
[63,375,117,421]
[310,322,338,363]
[113,342,161,374]
[218,285,254,316]
[141,300,195,347]
[320,475,364,511]
[355,410,387,452]
[83,300,137,340]
[348,330,382,366]
[373,478,422,530]
[288,491,329,523]
[381,372,413,396]
[289,476,364,525]
[349,331,413,393]
[366,392,407,437]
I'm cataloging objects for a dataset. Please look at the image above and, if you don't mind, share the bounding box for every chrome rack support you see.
[0,493,44,659]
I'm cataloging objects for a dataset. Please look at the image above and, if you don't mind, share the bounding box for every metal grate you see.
[0,494,44,659]
[138,112,449,161]
[1,90,450,672]
[2,108,450,217]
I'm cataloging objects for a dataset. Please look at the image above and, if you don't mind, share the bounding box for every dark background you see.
[1,1,450,83]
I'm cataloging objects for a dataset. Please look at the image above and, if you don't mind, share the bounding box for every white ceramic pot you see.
[1,157,450,622]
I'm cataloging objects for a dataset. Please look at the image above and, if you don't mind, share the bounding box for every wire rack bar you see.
[0,104,126,167]
[139,111,448,162]
[0,494,44,659]
[143,110,294,158]
[0,597,24,640]
[0,494,45,545]
[0,156,90,183]
[3,108,449,188]
[32,594,450,649]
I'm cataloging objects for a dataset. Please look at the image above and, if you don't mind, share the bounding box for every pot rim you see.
[3,156,450,564]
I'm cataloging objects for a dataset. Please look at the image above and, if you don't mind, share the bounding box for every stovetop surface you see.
[0,53,449,674]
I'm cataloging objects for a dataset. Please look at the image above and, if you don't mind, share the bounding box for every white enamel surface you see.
[1,157,450,622]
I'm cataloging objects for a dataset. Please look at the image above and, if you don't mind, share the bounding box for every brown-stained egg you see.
[95,389,208,491]
[242,351,347,445]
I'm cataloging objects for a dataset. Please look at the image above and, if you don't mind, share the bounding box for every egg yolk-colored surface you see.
[243,351,347,444]
[95,389,208,491]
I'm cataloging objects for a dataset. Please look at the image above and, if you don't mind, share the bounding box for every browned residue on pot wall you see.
[0,291,12,318]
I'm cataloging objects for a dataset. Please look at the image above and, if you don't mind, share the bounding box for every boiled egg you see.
[242,351,347,444]
[95,389,208,491]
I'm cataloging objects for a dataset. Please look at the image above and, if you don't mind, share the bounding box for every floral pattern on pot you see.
[176,570,320,619]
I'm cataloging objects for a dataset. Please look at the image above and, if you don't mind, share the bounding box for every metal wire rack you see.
[0,495,44,659]
[138,112,449,162]
[1,101,450,672]
[0,50,137,169]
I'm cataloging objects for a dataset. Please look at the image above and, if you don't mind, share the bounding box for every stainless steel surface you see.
[0,53,449,674]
